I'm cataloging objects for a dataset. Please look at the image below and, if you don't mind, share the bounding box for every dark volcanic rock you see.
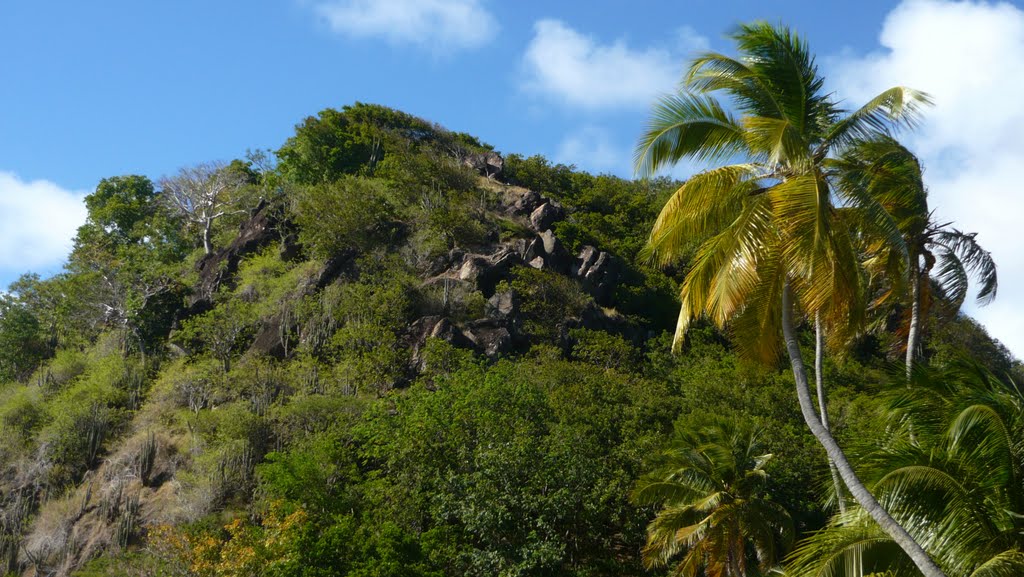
[427,248,466,277]
[574,246,619,306]
[465,319,513,359]
[457,249,521,296]
[315,248,357,289]
[560,302,641,345]
[529,202,564,232]
[430,317,475,348]
[462,150,504,179]
[279,233,302,262]
[575,246,600,276]
[503,188,543,217]
[524,230,571,273]
[249,315,288,359]
[539,230,571,273]
[408,316,476,371]
[178,200,279,322]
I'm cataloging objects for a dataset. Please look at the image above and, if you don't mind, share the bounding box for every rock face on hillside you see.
[183,200,280,318]
[462,151,504,179]
[575,246,619,306]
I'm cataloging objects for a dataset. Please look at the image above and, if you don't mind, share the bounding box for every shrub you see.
[292,177,398,259]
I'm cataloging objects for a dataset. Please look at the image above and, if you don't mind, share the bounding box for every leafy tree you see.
[81,175,160,241]
[276,103,434,184]
[68,175,188,353]
[277,107,372,183]
[632,420,793,576]
[356,357,675,577]
[0,295,46,382]
[633,22,945,576]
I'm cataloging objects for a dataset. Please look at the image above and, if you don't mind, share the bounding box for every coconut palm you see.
[834,137,997,376]
[786,360,1024,576]
[632,420,793,577]
[634,22,946,576]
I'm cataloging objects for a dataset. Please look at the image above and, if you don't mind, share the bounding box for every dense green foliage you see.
[0,56,1020,577]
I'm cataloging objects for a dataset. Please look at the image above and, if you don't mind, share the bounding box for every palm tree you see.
[834,137,997,377]
[634,22,946,576]
[632,420,793,577]
[786,360,1024,576]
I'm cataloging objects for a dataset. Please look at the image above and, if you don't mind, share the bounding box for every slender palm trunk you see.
[782,283,946,577]
[905,259,921,380]
[815,315,846,514]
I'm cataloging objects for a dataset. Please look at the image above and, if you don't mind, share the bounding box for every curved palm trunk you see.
[782,283,946,577]
[815,315,846,514]
[905,259,922,379]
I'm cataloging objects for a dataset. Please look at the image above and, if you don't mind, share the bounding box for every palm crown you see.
[632,421,793,577]
[635,22,929,359]
[834,136,997,368]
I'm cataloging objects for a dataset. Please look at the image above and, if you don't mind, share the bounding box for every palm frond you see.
[968,550,1024,577]
[931,228,997,305]
[821,87,932,155]
[634,93,747,177]
[643,163,765,268]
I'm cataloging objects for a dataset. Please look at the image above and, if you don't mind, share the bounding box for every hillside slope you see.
[0,104,1018,577]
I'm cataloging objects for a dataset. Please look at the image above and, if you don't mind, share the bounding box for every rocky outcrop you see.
[464,319,513,359]
[248,315,288,359]
[560,302,641,346]
[456,248,521,296]
[407,315,487,371]
[181,200,280,320]
[486,290,519,320]
[314,248,357,290]
[574,246,619,306]
[525,230,571,274]
[462,151,504,179]
[529,202,565,232]
[504,188,543,217]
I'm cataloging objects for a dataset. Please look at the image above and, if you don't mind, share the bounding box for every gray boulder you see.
[574,246,619,305]
[465,319,513,359]
[529,202,565,232]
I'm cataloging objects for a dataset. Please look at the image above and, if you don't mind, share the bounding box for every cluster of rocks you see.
[409,184,624,368]
[461,150,504,179]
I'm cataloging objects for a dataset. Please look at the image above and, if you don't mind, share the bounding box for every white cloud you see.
[555,126,626,174]
[832,0,1024,357]
[0,172,87,279]
[522,19,704,109]
[313,0,497,50]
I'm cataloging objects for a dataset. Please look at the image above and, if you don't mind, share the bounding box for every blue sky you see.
[2,0,1023,356]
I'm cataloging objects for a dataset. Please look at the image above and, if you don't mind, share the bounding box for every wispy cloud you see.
[522,20,705,110]
[313,0,498,51]
[555,125,627,174]
[831,0,1024,357]
[0,172,87,284]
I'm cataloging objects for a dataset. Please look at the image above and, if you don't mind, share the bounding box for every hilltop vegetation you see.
[0,38,1021,577]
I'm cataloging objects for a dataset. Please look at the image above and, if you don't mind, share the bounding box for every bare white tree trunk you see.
[782,283,946,577]
[202,218,213,255]
[906,259,922,380]
[815,314,846,513]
